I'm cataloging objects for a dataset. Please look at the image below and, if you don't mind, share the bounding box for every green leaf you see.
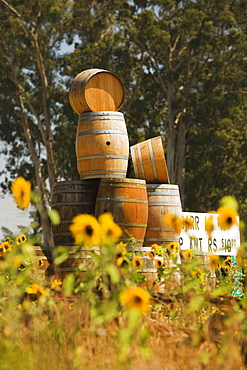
[219,196,239,211]
[47,209,61,225]
[53,246,69,265]
[63,273,75,296]
[105,263,120,284]
[187,295,206,313]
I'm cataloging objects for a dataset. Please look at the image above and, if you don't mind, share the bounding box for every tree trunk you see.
[176,117,186,209]
[18,92,55,255]
[0,0,57,258]
[11,70,55,258]
[167,81,175,183]
[31,32,57,193]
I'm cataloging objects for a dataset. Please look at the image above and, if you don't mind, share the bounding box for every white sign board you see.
[179,212,240,256]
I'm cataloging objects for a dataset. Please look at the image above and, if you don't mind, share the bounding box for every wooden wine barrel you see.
[95,178,148,248]
[51,180,100,246]
[143,184,182,247]
[130,136,170,184]
[69,68,125,114]
[76,111,129,180]
[54,246,100,281]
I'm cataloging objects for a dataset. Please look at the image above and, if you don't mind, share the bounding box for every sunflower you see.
[69,214,101,246]
[16,235,27,245]
[217,206,238,230]
[115,241,127,259]
[35,258,44,268]
[50,279,62,290]
[146,250,155,260]
[116,256,129,268]
[151,244,159,254]
[167,241,179,256]
[155,259,163,268]
[181,249,192,260]
[1,241,13,253]
[223,256,232,266]
[164,213,183,234]
[0,244,6,257]
[119,286,150,312]
[26,283,46,298]
[183,216,194,230]
[98,212,122,243]
[132,255,143,269]
[209,254,220,271]
[192,268,206,283]
[116,241,127,250]
[205,215,214,237]
[11,177,31,210]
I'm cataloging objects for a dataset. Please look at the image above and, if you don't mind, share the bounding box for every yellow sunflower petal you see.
[11,177,31,210]
[119,286,150,312]
[69,214,101,246]
[132,255,143,269]
[98,212,122,243]
[217,206,238,230]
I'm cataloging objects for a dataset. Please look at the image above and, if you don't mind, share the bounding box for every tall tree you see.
[111,0,247,213]
[1,0,247,239]
[0,0,74,250]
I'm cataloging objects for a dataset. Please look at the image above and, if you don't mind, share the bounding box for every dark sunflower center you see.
[121,260,128,268]
[134,295,142,304]
[85,225,93,236]
[136,260,141,267]
[226,217,232,224]
[107,229,113,236]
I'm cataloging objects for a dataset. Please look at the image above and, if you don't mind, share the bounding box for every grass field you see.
[2,184,246,369]
[0,234,247,370]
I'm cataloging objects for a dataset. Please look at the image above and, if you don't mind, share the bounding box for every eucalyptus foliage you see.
[1,0,247,231]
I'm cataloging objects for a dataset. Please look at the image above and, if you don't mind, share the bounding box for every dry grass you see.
[1,294,245,370]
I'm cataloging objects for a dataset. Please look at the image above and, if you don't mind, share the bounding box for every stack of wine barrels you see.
[51,68,182,289]
[130,137,182,289]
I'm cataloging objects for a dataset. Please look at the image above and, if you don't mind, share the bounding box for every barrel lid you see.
[69,69,125,114]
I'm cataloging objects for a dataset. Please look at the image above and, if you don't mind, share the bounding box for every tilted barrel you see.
[130,136,170,184]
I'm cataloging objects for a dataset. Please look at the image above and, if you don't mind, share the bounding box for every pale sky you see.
[0,193,31,241]
[0,151,31,241]
[0,41,75,242]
